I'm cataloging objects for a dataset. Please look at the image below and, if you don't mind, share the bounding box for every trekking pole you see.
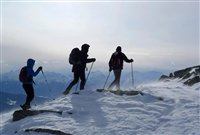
[41,70,52,92]
[131,62,134,89]
[103,71,111,90]
[41,70,55,100]
[84,62,94,95]
[85,62,94,85]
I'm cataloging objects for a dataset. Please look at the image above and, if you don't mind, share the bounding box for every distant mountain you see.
[1,70,163,95]
[0,71,69,97]
[159,65,200,86]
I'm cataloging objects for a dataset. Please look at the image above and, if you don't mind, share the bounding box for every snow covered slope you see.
[0,81,199,135]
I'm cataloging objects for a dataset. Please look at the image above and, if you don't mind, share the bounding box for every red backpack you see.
[19,66,27,82]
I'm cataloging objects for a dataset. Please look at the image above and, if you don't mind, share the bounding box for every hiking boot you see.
[63,90,69,95]
[26,104,31,109]
[20,104,31,110]
[20,105,26,110]
[72,92,79,94]
[114,89,123,96]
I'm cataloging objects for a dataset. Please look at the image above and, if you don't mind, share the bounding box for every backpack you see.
[19,66,28,82]
[110,52,122,69]
[69,48,80,65]
[111,57,121,67]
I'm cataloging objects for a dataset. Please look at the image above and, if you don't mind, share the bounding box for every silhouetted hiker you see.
[108,46,133,90]
[19,58,42,110]
[63,44,96,95]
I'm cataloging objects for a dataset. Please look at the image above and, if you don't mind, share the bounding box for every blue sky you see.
[1,1,199,73]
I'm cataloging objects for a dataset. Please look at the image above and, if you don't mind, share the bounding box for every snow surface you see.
[0,81,199,135]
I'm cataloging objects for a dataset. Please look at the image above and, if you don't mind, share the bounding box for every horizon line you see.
[1,0,199,3]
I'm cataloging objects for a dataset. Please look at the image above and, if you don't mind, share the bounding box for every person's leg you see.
[80,70,86,90]
[28,85,34,107]
[63,71,79,95]
[22,84,34,109]
[115,70,122,90]
[108,70,117,90]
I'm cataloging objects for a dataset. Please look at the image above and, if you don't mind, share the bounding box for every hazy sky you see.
[1,1,199,73]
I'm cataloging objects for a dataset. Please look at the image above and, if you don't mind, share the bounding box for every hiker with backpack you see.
[63,44,96,95]
[108,46,133,90]
[19,58,42,110]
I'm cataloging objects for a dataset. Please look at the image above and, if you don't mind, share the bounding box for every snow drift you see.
[0,80,199,135]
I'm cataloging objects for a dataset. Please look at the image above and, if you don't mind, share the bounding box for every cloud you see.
[2,2,199,72]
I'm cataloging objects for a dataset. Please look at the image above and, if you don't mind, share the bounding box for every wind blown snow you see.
[0,81,199,135]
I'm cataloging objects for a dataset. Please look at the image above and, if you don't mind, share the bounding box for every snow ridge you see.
[0,81,199,135]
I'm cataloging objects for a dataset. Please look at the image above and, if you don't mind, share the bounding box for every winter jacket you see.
[109,51,132,70]
[72,51,94,72]
[23,59,40,85]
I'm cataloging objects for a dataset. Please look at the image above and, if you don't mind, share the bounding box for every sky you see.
[1,0,199,73]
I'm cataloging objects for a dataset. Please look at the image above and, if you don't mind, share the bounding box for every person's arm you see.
[86,58,96,63]
[122,53,133,63]
[27,67,42,77]
[34,67,42,76]
[79,53,95,64]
